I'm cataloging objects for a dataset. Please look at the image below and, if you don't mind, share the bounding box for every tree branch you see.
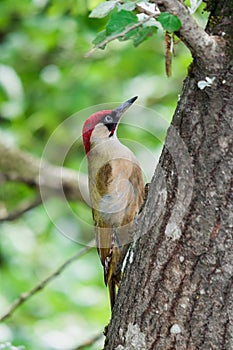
[0,142,89,204]
[0,242,94,322]
[151,0,221,63]
[135,3,159,17]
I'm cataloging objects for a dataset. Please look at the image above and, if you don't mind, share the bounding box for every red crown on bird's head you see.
[82,110,112,155]
[82,96,138,156]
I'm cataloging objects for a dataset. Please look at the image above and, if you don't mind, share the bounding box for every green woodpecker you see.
[82,96,144,309]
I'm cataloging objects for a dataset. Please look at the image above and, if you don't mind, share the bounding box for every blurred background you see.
[0,0,206,349]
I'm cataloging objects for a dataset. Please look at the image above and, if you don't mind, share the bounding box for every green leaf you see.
[92,30,107,47]
[157,12,181,32]
[121,28,139,41]
[118,25,157,47]
[89,1,116,18]
[106,10,138,35]
[133,26,157,47]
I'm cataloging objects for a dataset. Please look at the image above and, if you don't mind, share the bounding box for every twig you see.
[85,13,157,58]
[71,333,103,350]
[0,241,94,322]
[0,196,42,222]
[151,0,220,63]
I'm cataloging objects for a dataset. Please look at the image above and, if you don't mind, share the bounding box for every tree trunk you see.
[104,1,233,349]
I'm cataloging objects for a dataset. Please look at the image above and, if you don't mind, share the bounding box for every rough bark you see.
[104,1,233,349]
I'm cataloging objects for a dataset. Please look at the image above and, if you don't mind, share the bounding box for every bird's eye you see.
[104,115,113,123]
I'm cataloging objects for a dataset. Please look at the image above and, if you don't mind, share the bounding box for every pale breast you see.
[88,138,144,227]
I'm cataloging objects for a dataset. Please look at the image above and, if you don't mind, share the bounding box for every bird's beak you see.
[113,96,138,121]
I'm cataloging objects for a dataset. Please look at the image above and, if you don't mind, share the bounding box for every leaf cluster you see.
[90,2,181,49]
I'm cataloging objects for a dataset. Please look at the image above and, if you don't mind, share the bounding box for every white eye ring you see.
[104,115,113,123]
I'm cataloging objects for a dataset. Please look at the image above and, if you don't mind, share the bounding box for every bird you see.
[82,96,144,309]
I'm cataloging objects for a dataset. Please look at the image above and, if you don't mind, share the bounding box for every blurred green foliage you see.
[0,0,205,348]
